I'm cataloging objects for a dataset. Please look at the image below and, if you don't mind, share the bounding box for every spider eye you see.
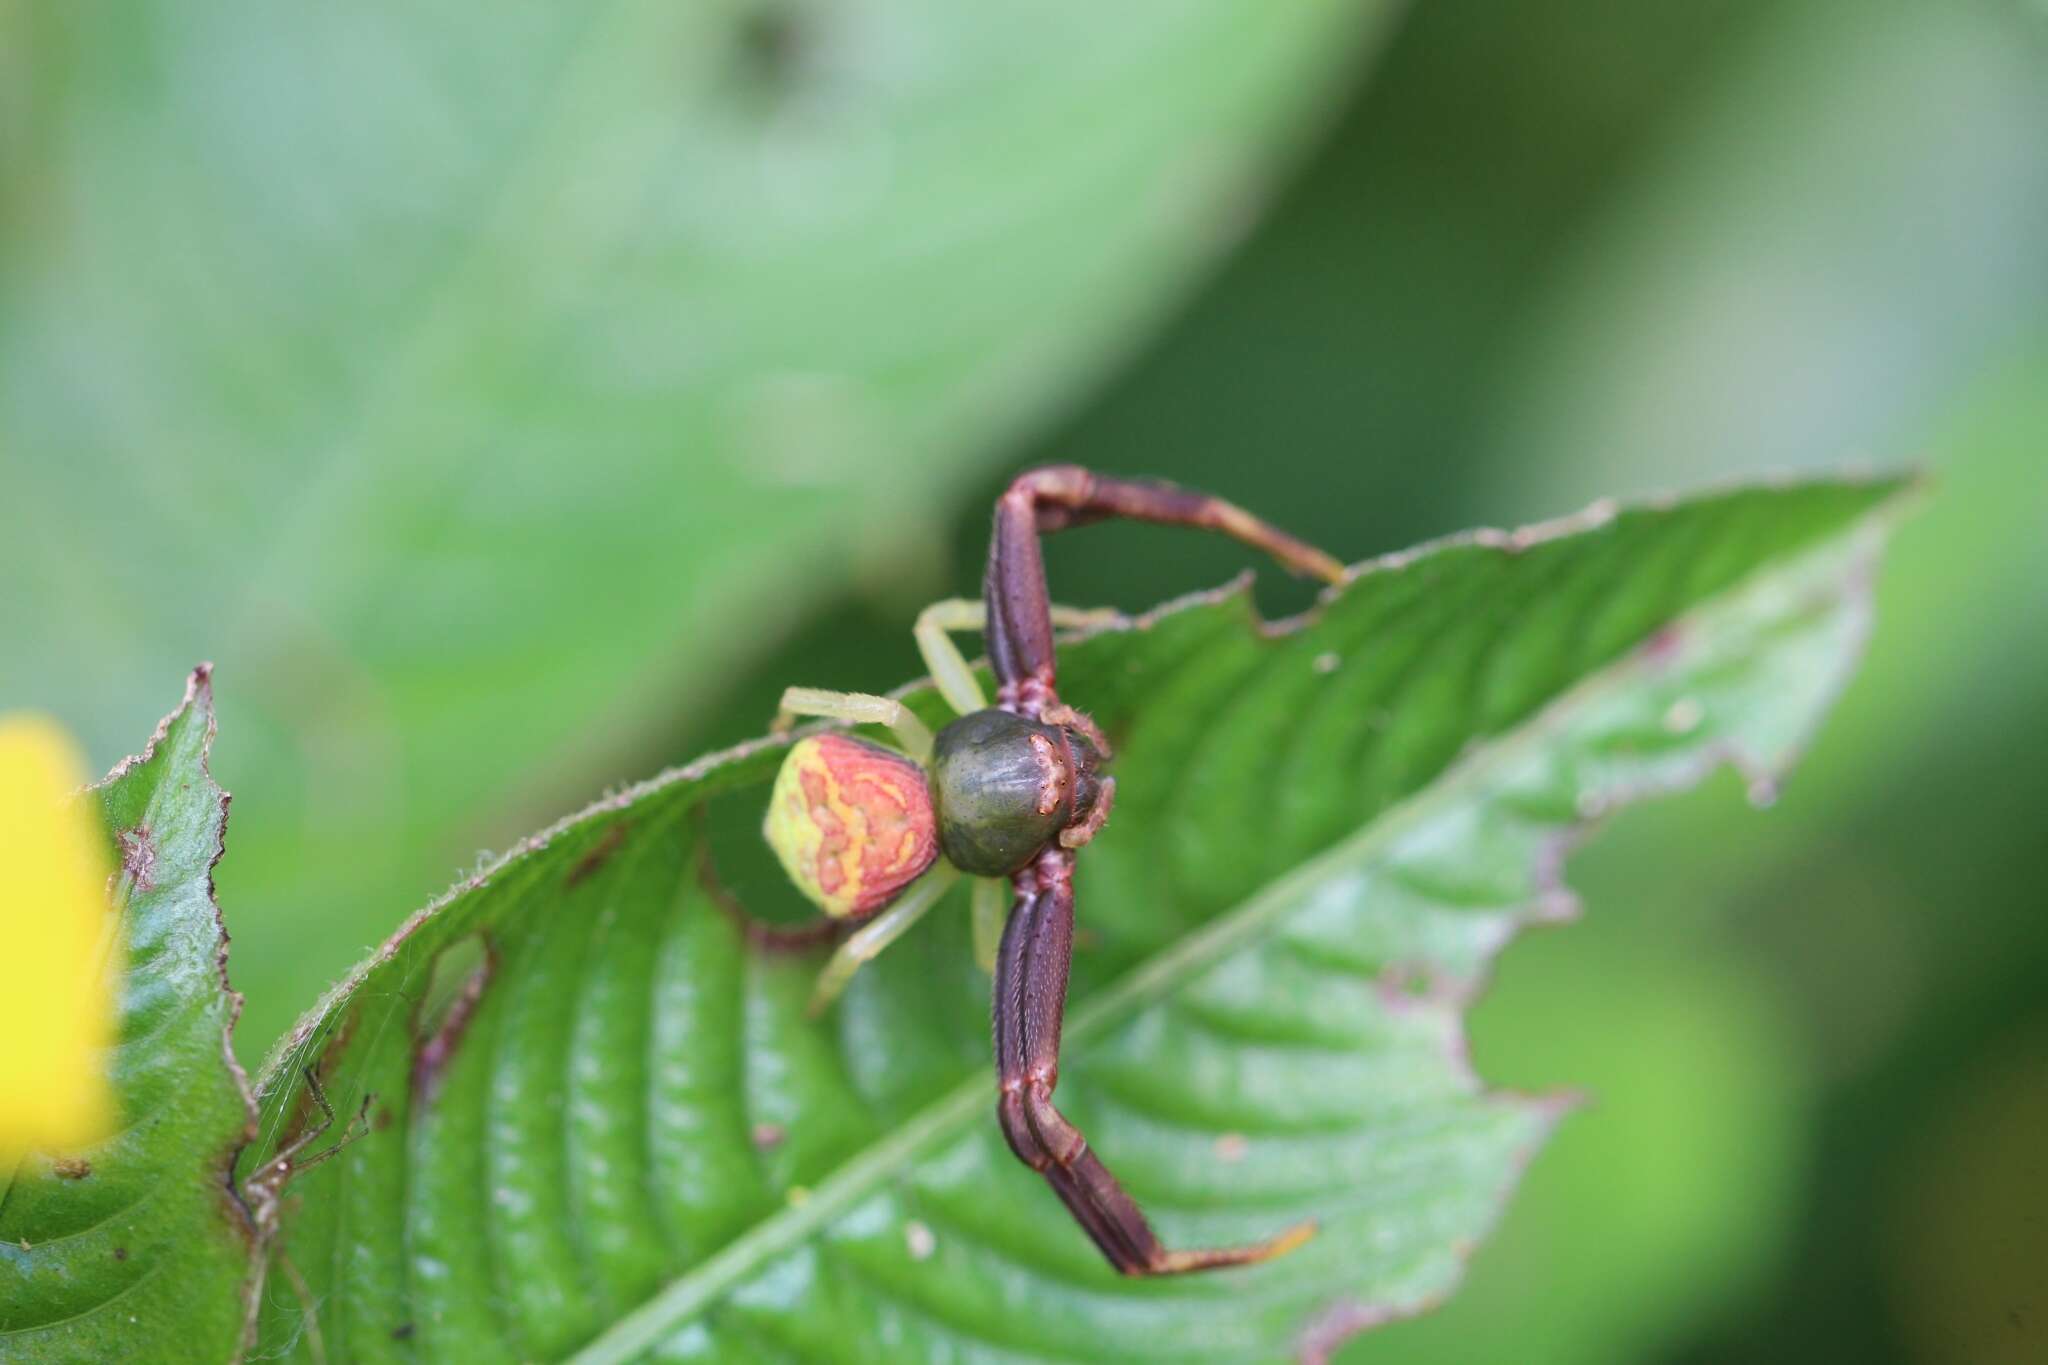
[929,709,1087,876]
[764,734,938,918]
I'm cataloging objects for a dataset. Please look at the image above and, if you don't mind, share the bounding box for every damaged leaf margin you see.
[0,666,274,1364]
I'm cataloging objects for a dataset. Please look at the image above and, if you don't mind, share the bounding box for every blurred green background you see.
[6,0,2045,1360]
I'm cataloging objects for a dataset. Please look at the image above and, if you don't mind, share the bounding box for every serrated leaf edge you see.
[87,665,269,1361]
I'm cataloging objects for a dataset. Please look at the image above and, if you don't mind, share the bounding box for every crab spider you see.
[769,596,1120,1004]
[762,465,1344,1277]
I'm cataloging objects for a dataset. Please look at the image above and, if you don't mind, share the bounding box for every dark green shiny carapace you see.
[929,708,1101,875]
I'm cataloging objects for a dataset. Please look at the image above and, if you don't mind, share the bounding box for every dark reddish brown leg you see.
[984,465,1346,714]
[993,851,1315,1276]
[979,467,1325,1273]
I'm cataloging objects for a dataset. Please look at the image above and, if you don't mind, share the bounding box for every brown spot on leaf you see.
[1639,623,1684,664]
[413,944,496,1104]
[117,825,156,892]
[565,821,631,889]
[391,1323,415,1341]
[52,1157,92,1179]
[1377,960,1460,1013]
[112,1246,128,1262]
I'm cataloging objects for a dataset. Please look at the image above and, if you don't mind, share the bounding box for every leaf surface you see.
[245,476,1910,1363]
[0,671,260,1363]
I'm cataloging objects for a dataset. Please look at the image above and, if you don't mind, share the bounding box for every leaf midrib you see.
[563,526,1871,1365]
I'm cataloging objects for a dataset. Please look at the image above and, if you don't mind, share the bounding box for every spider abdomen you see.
[764,734,938,918]
[930,708,1096,876]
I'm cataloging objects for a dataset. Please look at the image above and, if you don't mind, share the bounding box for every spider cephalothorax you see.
[930,708,1109,874]
[761,464,1343,1276]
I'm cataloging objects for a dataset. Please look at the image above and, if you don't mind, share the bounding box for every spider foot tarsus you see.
[1000,1075,1316,1276]
[995,853,1313,1277]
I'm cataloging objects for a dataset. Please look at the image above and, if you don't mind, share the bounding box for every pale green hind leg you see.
[970,876,1009,974]
[915,598,1122,720]
[775,686,933,763]
[913,599,991,717]
[807,865,962,1015]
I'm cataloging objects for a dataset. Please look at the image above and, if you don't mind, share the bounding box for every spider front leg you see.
[248,1066,373,1194]
[915,597,1122,720]
[983,466,1345,711]
[775,686,933,763]
[994,851,1316,1275]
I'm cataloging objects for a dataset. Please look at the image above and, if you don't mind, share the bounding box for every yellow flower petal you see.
[0,714,117,1159]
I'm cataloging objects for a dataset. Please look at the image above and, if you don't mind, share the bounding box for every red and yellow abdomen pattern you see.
[763,733,939,919]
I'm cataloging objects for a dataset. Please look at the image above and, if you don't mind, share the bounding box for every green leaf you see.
[0,670,261,1363]
[242,475,1909,1363]
[0,0,1404,1056]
